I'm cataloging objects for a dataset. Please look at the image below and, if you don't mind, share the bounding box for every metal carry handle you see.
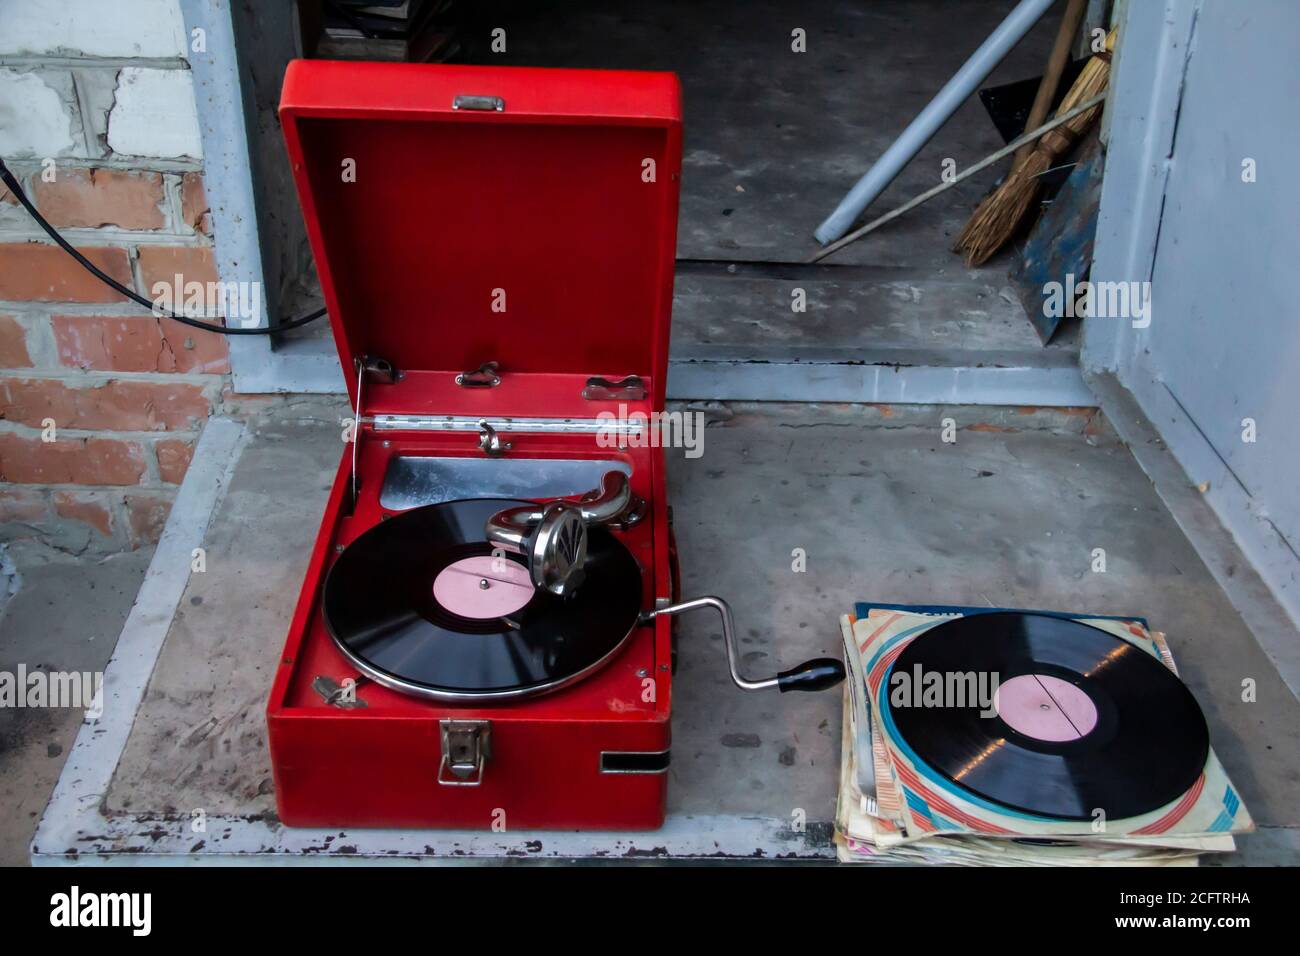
[640,596,845,693]
[437,753,486,787]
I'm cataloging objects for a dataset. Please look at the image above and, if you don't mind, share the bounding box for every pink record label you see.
[993,673,1098,741]
[432,556,534,619]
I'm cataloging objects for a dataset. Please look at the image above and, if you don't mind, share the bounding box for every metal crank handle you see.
[641,596,846,693]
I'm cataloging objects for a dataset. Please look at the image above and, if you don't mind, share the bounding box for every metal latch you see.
[582,374,646,401]
[438,719,491,786]
[477,419,512,458]
[456,361,501,388]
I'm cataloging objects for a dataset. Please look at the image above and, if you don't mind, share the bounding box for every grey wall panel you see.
[1145,0,1300,562]
[1090,0,1300,625]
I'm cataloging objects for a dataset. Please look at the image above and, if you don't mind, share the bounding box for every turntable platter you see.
[321,497,643,701]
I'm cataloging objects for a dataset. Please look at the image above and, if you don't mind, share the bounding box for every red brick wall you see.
[0,165,227,553]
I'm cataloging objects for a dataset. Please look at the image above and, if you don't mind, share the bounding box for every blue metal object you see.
[1010,135,1105,344]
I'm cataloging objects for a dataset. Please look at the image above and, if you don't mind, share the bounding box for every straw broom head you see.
[954,28,1116,267]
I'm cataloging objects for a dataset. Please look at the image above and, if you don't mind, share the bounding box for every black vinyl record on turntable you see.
[886,612,1210,820]
[322,496,643,702]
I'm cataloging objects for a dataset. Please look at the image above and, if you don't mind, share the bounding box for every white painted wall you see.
[0,0,187,59]
[108,67,203,158]
[0,69,76,156]
[0,0,200,161]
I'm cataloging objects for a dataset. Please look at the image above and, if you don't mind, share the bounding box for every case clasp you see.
[439,719,491,786]
[477,420,512,458]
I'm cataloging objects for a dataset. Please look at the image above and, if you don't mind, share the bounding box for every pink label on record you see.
[993,673,1098,741]
[432,556,534,619]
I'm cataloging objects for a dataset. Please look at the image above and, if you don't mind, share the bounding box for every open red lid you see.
[280,60,682,410]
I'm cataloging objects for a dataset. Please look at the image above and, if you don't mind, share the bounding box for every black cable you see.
[0,157,326,336]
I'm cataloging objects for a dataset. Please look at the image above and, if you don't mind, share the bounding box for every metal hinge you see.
[456,361,501,388]
[358,355,400,384]
[583,374,646,401]
[366,414,644,436]
[438,719,491,786]
[350,356,400,502]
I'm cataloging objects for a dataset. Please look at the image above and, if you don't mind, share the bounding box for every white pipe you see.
[807,92,1106,264]
[813,0,1057,245]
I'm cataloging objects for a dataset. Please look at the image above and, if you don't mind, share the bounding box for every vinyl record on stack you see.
[322,497,643,701]
[885,612,1209,820]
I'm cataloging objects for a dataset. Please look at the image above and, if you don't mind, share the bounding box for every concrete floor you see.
[667,404,1300,843]
[22,398,1291,863]
[0,543,152,865]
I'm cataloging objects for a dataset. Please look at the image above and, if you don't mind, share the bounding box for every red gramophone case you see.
[268,60,683,830]
[267,60,841,831]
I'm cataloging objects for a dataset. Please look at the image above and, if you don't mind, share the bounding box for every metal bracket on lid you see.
[351,355,400,503]
[438,719,491,786]
[452,94,505,112]
[456,361,501,388]
[360,356,399,385]
[582,374,646,401]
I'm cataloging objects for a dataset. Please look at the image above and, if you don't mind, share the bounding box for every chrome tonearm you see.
[484,470,644,597]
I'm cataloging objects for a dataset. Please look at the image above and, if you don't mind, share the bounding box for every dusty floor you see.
[666,404,1300,844]
[62,400,1298,863]
[0,544,152,865]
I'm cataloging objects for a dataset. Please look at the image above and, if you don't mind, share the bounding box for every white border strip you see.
[35,810,833,866]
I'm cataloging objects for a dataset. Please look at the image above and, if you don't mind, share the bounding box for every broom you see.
[954,27,1116,267]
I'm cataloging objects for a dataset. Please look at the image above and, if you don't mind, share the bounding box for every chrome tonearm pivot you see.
[485,471,644,597]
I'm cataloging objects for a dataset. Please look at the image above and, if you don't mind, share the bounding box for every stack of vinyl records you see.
[835,603,1252,865]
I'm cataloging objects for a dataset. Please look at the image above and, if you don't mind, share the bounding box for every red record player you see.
[267,60,843,830]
